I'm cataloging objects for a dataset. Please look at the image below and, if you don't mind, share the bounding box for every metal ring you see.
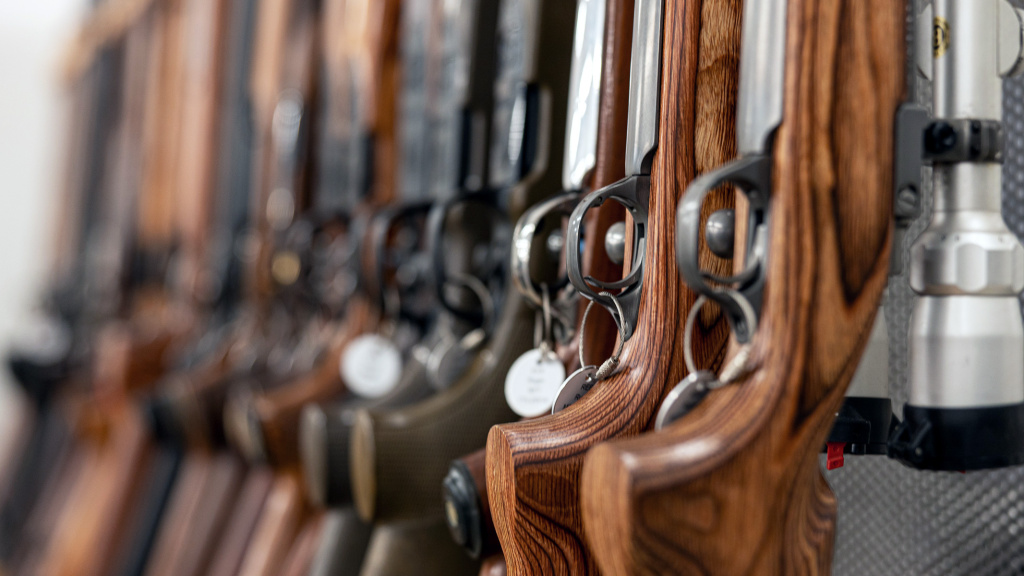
[511,192,581,308]
[578,291,627,370]
[682,291,757,376]
[447,272,496,334]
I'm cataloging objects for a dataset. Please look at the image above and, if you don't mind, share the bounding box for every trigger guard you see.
[676,155,771,344]
[566,175,651,341]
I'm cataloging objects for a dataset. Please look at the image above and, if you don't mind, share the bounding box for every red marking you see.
[826,442,846,470]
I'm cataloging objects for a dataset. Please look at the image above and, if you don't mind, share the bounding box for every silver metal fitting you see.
[907,0,1024,410]
[909,215,1024,295]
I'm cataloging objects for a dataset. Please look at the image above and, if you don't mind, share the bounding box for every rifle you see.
[485,0,737,572]
[580,0,905,573]
[348,0,577,539]
[299,0,482,571]
[442,0,632,563]
[211,0,326,573]
[299,0,501,515]
[0,5,123,567]
[31,3,190,573]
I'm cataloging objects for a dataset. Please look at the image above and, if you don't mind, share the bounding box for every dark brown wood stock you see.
[37,405,152,576]
[560,0,635,371]
[174,0,232,305]
[579,1,905,574]
[486,0,740,573]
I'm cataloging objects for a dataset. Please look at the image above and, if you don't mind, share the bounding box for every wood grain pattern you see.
[485,0,739,573]
[559,0,634,371]
[579,1,904,574]
[459,0,634,557]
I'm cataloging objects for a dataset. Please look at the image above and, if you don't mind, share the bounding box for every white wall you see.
[0,0,87,466]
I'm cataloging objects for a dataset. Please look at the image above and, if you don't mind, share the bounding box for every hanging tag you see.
[504,349,567,417]
[340,334,403,398]
[551,365,599,414]
[654,370,717,431]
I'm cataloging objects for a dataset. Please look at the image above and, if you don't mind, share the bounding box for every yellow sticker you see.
[934,16,950,58]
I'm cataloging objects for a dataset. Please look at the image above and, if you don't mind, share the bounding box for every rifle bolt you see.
[706,209,735,259]
[547,230,565,258]
[605,222,627,265]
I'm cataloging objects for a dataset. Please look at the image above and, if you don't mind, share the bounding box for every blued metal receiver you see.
[565,0,662,341]
[674,0,785,345]
[423,0,505,327]
[442,0,606,556]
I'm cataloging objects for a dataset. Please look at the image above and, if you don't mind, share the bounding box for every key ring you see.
[533,283,575,355]
[428,272,496,389]
[550,291,628,414]
[655,291,757,430]
[682,294,756,381]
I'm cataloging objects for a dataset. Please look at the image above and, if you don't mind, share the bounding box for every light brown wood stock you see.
[579,0,905,574]
[145,454,243,576]
[205,468,275,576]
[235,471,307,576]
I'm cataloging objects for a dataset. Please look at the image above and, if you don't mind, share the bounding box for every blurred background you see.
[0,0,87,469]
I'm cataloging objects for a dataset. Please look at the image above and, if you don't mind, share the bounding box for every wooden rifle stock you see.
[579,0,905,573]
[35,3,194,572]
[204,468,275,576]
[443,0,634,561]
[486,0,739,573]
[236,473,306,576]
[278,512,325,576]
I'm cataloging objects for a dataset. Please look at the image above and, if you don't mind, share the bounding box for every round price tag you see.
[551,365,599,414]
[340,334,402,398]
[504,349,567,417]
